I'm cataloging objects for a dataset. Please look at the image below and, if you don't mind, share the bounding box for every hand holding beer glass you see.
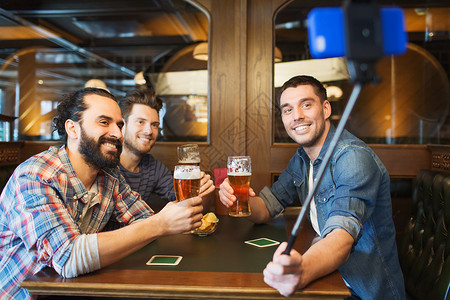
[227,156,252,217]
[173,165,202,234]
[177,144,200,166]
[173,165,201,201]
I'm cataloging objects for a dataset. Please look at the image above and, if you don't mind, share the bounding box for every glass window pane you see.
[0,0,209,142]
[274,2,450,145]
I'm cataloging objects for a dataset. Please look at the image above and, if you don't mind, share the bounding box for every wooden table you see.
[22,208,350,299]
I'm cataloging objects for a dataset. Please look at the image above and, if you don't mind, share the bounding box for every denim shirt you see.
[260,124,405,300]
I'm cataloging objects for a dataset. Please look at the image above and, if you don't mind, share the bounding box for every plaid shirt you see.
[0,146,153,299]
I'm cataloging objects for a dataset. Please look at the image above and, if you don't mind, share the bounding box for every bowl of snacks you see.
[193,212,219,236]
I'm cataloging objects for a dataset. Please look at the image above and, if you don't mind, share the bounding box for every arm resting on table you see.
[61,234,100,278]
[264,228,353,297]
[97,196,203,267]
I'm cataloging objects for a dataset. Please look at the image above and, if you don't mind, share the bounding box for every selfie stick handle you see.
[281,83,362,255]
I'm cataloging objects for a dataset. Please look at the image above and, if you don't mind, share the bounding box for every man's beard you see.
[299,120,326,148]
[79,126,122,169]
[123,133,150,158]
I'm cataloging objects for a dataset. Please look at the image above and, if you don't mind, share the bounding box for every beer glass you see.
[173,165,201,202]
[177,144,201,166]
[227,156,251,217]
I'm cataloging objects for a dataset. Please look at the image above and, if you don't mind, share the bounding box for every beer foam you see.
[227,172,251,176]
[174,168,201,179]
[179,158,200,164]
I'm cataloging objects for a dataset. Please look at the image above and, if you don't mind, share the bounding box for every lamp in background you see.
[274,46,283,62]
[193,42,208,61]
[134,71,146,85]
[84,79,109,92]
[325,85,343,101]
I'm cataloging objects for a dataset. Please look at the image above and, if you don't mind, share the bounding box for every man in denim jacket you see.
[219,75,405,299]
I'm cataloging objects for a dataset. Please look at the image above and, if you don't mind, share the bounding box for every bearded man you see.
[0,88,203,299]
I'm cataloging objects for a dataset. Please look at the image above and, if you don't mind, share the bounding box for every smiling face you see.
[280,84,331,154]
[122,103,160,157]
[77,94,124,168]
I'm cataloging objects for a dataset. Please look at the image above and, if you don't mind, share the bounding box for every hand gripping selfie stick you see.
[282,0,407,255]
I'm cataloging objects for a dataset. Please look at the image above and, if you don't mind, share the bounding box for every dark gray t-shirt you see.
[119,154,176,207]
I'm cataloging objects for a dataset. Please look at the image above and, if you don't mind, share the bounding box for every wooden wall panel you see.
[208,0,248,169]
[270,144,432,181]
[370,144,431,178]
[247,0,290,192]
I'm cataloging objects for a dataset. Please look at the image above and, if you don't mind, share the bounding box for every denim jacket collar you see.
[316,122,336,161]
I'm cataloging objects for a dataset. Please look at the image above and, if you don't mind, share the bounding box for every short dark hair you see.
[277,75,327,105]
[119,87,163,122]
[53,87,116,143]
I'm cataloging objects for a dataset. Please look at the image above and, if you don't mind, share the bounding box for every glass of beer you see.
[173,165,201,202]
[177,144,201,166]
[227,156,251,217]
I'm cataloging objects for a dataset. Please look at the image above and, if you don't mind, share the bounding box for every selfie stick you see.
[281,0,406,255]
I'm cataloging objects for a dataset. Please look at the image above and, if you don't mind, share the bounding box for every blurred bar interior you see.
[0,0,449,238]
[0,0,448,145]
[0,1,449,298]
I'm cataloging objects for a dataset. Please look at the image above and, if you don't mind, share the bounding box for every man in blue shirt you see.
[219,75,405,299]
[119,88,214,210]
